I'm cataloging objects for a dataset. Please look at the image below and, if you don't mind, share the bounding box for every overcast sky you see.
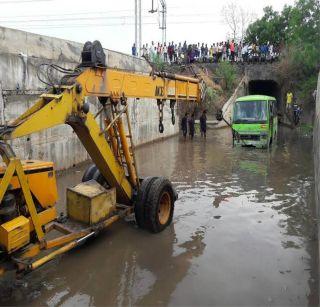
[0,0,295,53]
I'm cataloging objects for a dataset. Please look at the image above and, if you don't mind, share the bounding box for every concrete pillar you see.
[138,0,142,56]
[134,0,138,56]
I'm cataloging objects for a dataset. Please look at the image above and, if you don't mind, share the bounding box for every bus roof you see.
[236,95,276,102]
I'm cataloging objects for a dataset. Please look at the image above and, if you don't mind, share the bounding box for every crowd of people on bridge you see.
[131,40,280,65]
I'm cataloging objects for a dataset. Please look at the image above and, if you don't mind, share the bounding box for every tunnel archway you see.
[248,80,282,110]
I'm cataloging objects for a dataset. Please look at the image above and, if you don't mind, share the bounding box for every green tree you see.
[153,54,165,71]
[246,6,286,44]
[216,62,236,92]
[245,0,320,102]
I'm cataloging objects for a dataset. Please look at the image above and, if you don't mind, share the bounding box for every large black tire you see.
[144,177,176,233]
[82,164,108,188]
[134,176,158,229]
[82,164,97,182]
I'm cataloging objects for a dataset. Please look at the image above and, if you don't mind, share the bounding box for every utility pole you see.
[139,0,142,55]
[134,0,142,56]
[149,0,167,45]
[134,0,138,55]
[159,0,167,44]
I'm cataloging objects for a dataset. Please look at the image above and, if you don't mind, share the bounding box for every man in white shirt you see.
[241,43,248,62]
[163,43,168,62]
[149,41,155,61]
[145,43,149,58]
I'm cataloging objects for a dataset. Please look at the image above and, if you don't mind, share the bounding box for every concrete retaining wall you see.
[219,77,246,126]
[0,27,178,170]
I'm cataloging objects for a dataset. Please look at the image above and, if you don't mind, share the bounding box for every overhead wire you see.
[0,9,133,19]
[0,13,217,24]
[0,0,53,3]
[7,20,221,29]
[0,5,181,19]
[0,6,178,19]
[0,15,136,23]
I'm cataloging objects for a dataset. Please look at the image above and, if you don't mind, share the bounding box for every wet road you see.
[0,127,318,306]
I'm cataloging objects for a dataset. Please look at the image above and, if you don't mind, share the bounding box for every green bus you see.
[232,95,278,148]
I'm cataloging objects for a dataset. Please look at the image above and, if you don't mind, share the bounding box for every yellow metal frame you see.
[0,158,44,240]
[19,206,131,274]
[0,204,133,277]
[0,160,58,208]
[77,68,200,101]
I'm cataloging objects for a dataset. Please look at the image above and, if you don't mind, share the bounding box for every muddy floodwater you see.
[0,127,318,306]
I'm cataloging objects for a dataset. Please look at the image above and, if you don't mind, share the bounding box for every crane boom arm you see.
[77,67,201,101]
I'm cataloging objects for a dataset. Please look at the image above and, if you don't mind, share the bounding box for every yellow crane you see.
[0,40,203,277]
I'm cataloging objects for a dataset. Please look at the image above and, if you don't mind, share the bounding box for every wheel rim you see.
[158,191,171,225]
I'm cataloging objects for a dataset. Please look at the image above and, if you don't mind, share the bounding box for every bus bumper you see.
[234,133,269,149]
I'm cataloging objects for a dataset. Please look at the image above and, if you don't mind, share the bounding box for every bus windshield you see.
[233,100,268,124]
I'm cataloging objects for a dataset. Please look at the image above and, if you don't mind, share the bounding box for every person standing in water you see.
[200,110,207,138]
[188,113,195,139]
[181,112,188,140]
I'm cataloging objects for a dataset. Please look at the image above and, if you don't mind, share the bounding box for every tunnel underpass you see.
[248,80,282,110]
